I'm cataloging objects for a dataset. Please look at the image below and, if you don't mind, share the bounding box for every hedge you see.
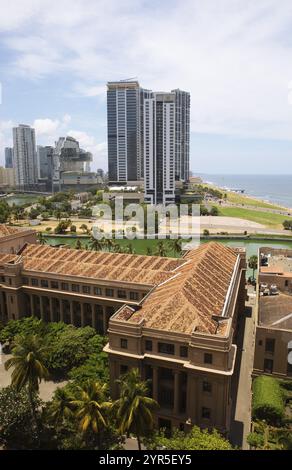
[252,376,285,424]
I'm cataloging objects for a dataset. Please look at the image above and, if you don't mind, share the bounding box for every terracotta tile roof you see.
[17,243,185,285]
[0,225,26,238]
[115,242,238,335]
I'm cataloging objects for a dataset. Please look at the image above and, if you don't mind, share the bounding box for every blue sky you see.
[1,0,292,173]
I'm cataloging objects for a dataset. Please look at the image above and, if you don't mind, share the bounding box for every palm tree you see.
[155,241,168,257]
[146,246,152,256]
[80,223,88,234]
[168,238,182,256]
[89,235,104,251]
[248,255,258,280]
[75,239,82,249]
[37,232,47,245]
[5,334,50,434]
[71,381,110,447]
[48,387,74,428]
[114,368,158,450]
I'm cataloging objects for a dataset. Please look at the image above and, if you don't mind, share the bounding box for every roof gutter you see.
[221,254,240,318]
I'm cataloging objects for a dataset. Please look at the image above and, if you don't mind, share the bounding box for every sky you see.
[1,0,292,174]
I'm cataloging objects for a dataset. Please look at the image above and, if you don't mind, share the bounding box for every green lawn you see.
[46,236,183,257]
[217,206,292,228]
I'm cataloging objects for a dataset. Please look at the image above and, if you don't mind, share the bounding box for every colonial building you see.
[253,247,292,379]
[105,242,247,433]
[0,225,36,254]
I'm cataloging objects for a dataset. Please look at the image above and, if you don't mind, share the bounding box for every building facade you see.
[5,147,13,169]
[253,247,292,379]
[0,225,36,254]
[172,89,190,182]
[105,243,247,433]
[0,167,15,188]
[144,93,176,205]
[13,125,38,189]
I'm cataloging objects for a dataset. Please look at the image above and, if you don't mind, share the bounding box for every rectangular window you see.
[202,381,212,393]
[145,340,152,351]
[180,346,188,358]
[72,284,80,292]
[41,279,48,288]
[120,365,128,375]
[158,342,175,355]
[120,338,128,349]
[204,353,213,364]
[94,287,102,295]
[51,281,58,289]
[31,278,38,286]
[202,407,211,419]
[22,277,28,285]
[106,288,114,297]
[264,358,274,373]
[82,286,90,294]
[130,291,139,301]
[61,282,69,291]
[118,290,127,299]
[265,338,275,354]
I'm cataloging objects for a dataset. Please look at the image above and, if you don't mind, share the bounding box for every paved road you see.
[0,353,67,401]
[229,287,256,449]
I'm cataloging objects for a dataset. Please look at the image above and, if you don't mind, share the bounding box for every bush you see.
[247,432,264,449]
[203,229,210,236]
[252,376,285,425]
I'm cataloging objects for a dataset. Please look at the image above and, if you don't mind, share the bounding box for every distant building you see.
[37,146,54,191]
[97,168,104,179]
[52,136,92,191]
[107,80,152,183]
[253,247,292,379]
[13,125,38,189]
[59,171,98,190]
[4,147,13,169]
[0,167,15,188]
[144,92,176,205]
[172,89,190,182]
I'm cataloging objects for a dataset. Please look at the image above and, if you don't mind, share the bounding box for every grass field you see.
[217,206,292,228]
[46,236,183,257]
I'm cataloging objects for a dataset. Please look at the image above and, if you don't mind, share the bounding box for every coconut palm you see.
[113,368,158,450]
[5,334,50,434]
[48,387,74,428]
[37,232,47,245]
[89,235,104,251]
[167,238,182,256]
[71,381,110,447]
[146,246,152,256]
[155,241,168,257]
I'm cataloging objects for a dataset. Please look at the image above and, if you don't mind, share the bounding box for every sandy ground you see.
[0,353,67,401]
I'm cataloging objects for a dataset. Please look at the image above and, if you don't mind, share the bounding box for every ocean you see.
[199,174,292,209]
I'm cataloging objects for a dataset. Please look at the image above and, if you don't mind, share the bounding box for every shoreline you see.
[203,178,292,211]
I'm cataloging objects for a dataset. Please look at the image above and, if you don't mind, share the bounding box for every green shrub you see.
[247,432,264,449]
[252,376,285,425]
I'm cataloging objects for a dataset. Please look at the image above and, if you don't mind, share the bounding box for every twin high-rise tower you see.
[107,80,190,204]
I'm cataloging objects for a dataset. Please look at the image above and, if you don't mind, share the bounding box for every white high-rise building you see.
[13,124,38,189]
[144,93,176,205]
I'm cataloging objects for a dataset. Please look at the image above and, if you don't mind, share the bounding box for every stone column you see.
[91,305,95,329]
[103,306,107,335]
[30,294,35,316]
[81,303,85,327]
[40,296,44,321]
[152,366,159,402]
[60,299,64,322]
[70,301,74,325]
[174,370,180,415]
[49,297,53,322]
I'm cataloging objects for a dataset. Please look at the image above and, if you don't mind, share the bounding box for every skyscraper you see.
[107,80,152,183]
[144,93,176,205]
[13,125,38,189]
[4,147,13,169]
[172,89,190,182]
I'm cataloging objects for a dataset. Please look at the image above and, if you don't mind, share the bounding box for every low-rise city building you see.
[0,225,36,254]
[253,247,292,379]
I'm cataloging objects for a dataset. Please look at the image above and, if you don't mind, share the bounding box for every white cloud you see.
[2,0,292,143]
